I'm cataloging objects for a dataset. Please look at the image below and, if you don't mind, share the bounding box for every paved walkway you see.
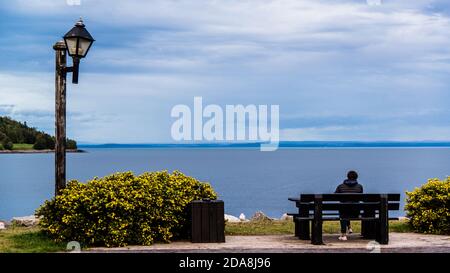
[89,233,450,253]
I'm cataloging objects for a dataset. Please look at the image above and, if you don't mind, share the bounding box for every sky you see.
[0,0,450,143]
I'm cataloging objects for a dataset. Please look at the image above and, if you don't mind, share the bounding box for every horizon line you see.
[78,141,450,148]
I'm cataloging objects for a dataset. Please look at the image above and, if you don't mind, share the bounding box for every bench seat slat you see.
[289,212,341,216]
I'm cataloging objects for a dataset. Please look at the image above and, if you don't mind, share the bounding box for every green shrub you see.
[2,140,13,150]
[33,134,48,150]
[405,177,450,234]
[66,139,77,150]
[33,134,54,150]
[36,170,217,247]
[1,132,13,150]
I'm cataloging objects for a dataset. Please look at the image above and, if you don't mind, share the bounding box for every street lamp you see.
[53,19,95,195]
[63,18,95,84]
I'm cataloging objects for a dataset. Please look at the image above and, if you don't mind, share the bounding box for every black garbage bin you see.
[190,199,225,243]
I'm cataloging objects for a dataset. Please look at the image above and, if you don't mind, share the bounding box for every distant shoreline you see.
[0,149,85,154]
[78,141,450,149]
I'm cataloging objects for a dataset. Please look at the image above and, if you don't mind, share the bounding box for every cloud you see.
[1,1,450,141]
[0,73,53,112]
[6,0,450,76]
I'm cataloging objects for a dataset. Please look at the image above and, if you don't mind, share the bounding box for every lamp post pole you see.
[52,19,94,196]
[53,40,67,196]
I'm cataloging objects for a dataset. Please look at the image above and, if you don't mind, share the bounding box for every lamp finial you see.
[75,17,85,27]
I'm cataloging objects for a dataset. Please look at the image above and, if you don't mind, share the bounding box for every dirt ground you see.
[89,233,450,253]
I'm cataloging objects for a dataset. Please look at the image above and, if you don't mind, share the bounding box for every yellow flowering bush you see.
[36,170,217,247]
[405,177,450,234]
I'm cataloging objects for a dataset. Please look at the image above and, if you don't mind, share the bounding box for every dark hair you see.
[347,170,358,180]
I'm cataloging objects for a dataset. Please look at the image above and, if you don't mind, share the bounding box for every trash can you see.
[190,199,225,243]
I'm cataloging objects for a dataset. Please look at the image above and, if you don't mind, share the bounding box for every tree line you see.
[0,116,77,150]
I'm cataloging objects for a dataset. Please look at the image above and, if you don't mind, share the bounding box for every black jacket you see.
[335,179,363,193]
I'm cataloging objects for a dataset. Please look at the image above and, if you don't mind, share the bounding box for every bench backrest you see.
[300,193,400,202]
[297,193,401,212]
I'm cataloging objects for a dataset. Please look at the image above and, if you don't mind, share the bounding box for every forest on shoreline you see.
[0,116,77,150]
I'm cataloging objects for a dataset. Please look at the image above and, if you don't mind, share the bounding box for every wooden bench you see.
[288,193,400,245]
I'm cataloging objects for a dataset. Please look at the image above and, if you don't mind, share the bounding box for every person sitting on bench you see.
[335,170,363,241]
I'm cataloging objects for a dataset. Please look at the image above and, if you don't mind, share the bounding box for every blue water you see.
[1,148,449,220]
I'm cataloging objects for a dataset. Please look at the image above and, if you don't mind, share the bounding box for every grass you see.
[0,227,66,253]
[12,143,34,150]
[0,220,412,252]
[225,219,413,235]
